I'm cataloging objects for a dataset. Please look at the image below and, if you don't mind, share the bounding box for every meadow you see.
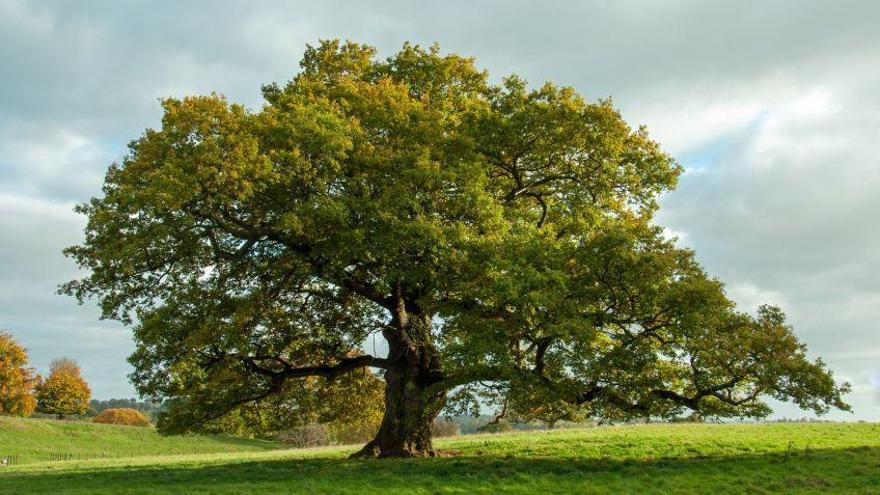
[1,420,878,494]
[0,416,281,464]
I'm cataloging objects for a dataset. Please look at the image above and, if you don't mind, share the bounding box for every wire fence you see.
[0,452,134,467]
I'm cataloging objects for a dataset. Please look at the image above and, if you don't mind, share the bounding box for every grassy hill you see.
[1,422,878,494]
[0,416,281,464]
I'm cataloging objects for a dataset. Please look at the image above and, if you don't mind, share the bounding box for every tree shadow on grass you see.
[1,446,878,494]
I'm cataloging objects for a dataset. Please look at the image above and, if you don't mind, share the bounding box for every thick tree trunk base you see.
[355,309,445,459]
[349,440,441,459]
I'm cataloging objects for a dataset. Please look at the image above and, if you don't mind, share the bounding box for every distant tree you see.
[48,358,80,376]
[477,420,514,434]
[669,413,704,423]
[0,331,38,416]
[276,424,331,447]
[431,418,461,438]
[64,40,850,457]
[36,359,91,419]
[449,415,496,435]
[508,399,584,430]
[469,383,584,429]
[92,408,150,426]
[89,398,164,419]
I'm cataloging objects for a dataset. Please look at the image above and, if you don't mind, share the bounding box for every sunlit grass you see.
[0,416,282,465]
[1,422,878,493]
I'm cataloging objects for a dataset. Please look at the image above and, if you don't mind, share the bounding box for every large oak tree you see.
[64,41,849,457]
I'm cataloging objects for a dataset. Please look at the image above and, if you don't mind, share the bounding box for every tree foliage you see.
[63,40,850,456]
[36,358,91,419]
[0,331,38,416]
[164,364,385,443]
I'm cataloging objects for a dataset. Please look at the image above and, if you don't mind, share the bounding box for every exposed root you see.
[349,441,445,459]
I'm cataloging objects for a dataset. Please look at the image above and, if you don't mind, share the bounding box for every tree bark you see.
[351,308,445,458]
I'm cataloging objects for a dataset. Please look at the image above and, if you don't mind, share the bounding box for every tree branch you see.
[242,354,390,381]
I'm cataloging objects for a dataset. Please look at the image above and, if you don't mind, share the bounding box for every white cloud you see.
[656,45,880,420]
[0,127,113,200]
[726,283,787,313]
[0,0,54,34]
[0,192,131,397]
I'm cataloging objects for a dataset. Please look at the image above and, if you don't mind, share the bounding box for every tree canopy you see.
[0,331,38,416]
[159,361,385,443]
[63,40,849,457]
[36,358,91,419]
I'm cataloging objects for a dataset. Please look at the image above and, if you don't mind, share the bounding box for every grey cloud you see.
[0,193,130,397]
[657,55,880,419]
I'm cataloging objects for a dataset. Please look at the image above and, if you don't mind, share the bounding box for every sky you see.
[1,0,878,420]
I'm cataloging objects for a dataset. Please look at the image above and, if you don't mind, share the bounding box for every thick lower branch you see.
[242,354,389,380]
[202,354,389,423]
[577,375,751,414]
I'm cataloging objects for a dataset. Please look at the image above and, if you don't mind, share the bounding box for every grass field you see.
[0,416,282,464]
[1,421,878,494]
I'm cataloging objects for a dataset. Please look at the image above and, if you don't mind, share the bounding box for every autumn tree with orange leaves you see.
[0,331,38,416]
[36,358,91,419]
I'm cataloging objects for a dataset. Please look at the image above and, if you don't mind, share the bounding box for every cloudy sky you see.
[1,0,878,419]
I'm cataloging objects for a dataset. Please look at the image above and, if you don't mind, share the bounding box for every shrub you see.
[275,424,331,447]
[92,408,150,426]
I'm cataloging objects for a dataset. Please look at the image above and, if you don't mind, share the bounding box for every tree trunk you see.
[351,309,445,458]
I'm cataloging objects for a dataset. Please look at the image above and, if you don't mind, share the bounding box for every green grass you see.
[0,416,282,463]
[1,422,879,494]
